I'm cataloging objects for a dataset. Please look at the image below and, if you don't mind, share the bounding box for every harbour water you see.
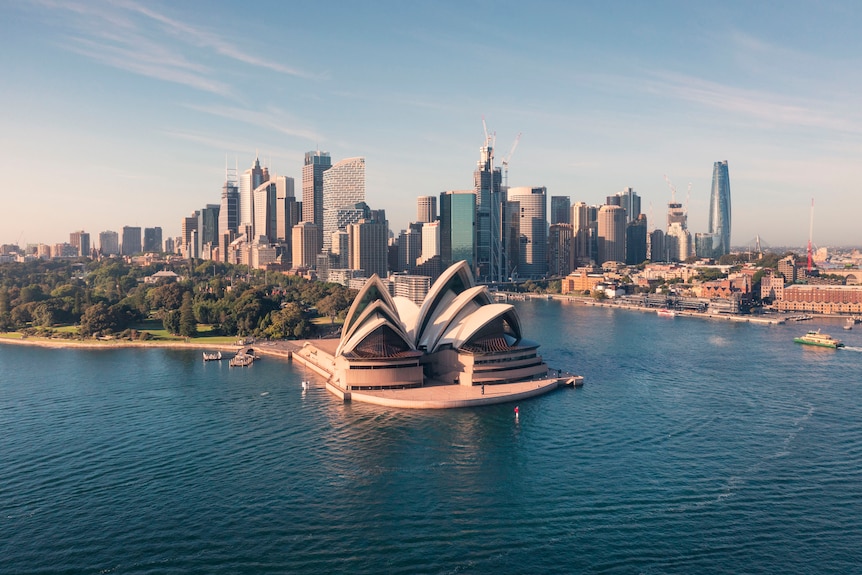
[2,300,862,574]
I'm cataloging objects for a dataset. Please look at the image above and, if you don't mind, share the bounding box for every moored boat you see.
[203,351,222,361]
[657,308,676,318]
[793,329,844,349]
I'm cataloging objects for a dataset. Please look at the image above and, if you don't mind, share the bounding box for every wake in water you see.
[840,346,862,353]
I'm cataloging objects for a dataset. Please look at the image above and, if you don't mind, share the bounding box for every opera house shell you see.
[333,261,549,390]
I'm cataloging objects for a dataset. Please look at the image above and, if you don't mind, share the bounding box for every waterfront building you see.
[239,156,267,232]
[508,186,548,278]
[322,157,365,253]
[69,230,90,258]
[440,191,476,271]
[775,284,862,314]
[561,266,604,294]
[143,227,162,253]
[99,230,119,256]
[778,255,798,283]
[121,226,142,256]
[302,150,332,248]
[709,161,732,256]
[597,204,626,265]
[417,196,437,223]
[292,222,320,269]
[550,196,571,225]
[331,261,548,390]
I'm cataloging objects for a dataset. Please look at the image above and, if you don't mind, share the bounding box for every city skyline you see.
[2,1,861,247]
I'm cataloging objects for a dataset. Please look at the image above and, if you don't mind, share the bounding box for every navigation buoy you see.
[301,381,308,390]
[514,405,519,421]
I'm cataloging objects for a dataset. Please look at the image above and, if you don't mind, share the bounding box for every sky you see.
[2,0,861,249]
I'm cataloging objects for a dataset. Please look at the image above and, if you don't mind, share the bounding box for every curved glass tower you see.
[709,161,732,256]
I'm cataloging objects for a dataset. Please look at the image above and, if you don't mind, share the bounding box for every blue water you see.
[2,301,862,574]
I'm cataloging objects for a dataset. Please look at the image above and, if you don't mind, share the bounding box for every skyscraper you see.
[121,226,142,256]
[473,143,503,282]
[440,191,476,270]
[99,230,119,256]
[322,157,365,252]
[417,196,437,223]
[143,227,162,252]
[709,160,732,256]
[571,202,597,266]
[198,205,220,257]
[69,230,90,257]
[550,196,571,225]
[625,214,648,265]
[508,186,548,278]
[302,150,331,247]
[615,187,641,224]
[219,178,239,238]
[597,205,626,264]
[239,156,267,230]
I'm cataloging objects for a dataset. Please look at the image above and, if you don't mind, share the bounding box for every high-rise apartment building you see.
[69,230,90,257]
[597,205,626,264]
[322,157,365,252]
[417,196,437,223]
[347,210,388,279]
[121,226,142,256]
[99,230,119,256]
[548,223,573,276]
[440,191,476,270]
[302,150,331,245]
[508,186,548,278]
[709,160,732,256]
[550,196,571,225]
[239,156,267,230]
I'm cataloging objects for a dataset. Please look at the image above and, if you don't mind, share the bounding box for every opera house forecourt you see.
[292,261,581,409]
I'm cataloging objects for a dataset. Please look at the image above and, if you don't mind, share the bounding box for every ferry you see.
[793,329,844,349]
[657,308,676,318]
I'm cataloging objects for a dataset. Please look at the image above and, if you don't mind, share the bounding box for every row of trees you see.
[0,259,356,340]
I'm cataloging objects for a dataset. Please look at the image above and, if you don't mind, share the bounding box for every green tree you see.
[163,310,180,335]
[179,291,197,337]
[79,302,113,336]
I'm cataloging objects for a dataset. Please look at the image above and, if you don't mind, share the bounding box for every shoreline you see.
[0,335,242,352]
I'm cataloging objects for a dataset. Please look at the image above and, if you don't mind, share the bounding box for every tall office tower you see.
[597,204,626,264]
[550,196,571,225]
[164,236,175,254]
[417,196,437,223]
[440,191,476,270]
[69,230,90,257]
[322,157,365,252]
[572,202,598,266]
[121,226,142,256]
[331,230,350,268]
[99,230,119,256]
[143,227,162,252]
[347,210,388,279]
[198,205,220,258]
[239,156,267,231]
[508,186,548,278]
[292,221,320,269]
[709,160,731,256]
[181,212,199,257]
[253,181,278,243]
[548,223,573,276]
[695,232,720,259]
[473,143,504,282]
[666,197,690,262]
[274,176,297,243]
[649,228,665,262]
[397,223,423,273]
[419,220,440,264]
[502,200,521,279]
[219,178,239,238]
[238,156,266,231]
[625,214,648,265]
[302,150,331,245]
[615,187,642,223]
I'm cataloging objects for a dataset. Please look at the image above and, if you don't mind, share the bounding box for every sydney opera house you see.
[326,260,552,392]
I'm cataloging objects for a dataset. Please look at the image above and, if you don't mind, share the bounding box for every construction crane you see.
[500,132,521,187]
[807,198,815,272]
[663,174,677,202]
[685,182,692,216]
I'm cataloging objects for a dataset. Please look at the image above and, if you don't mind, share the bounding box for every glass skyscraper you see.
[440,191,476,271]
[709,160,731,256]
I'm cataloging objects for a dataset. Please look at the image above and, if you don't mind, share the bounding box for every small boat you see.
[229,353,255,367]
[844,319,853,330]
[793,329,844,349]
[202,351,222,361]
[657,308,676,318]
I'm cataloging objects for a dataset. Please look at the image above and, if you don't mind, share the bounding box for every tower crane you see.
[501,132,522,187]
[663,174,677,202]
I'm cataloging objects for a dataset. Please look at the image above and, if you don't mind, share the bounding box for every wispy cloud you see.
[185,103,324,143]
[32,0,318,97]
